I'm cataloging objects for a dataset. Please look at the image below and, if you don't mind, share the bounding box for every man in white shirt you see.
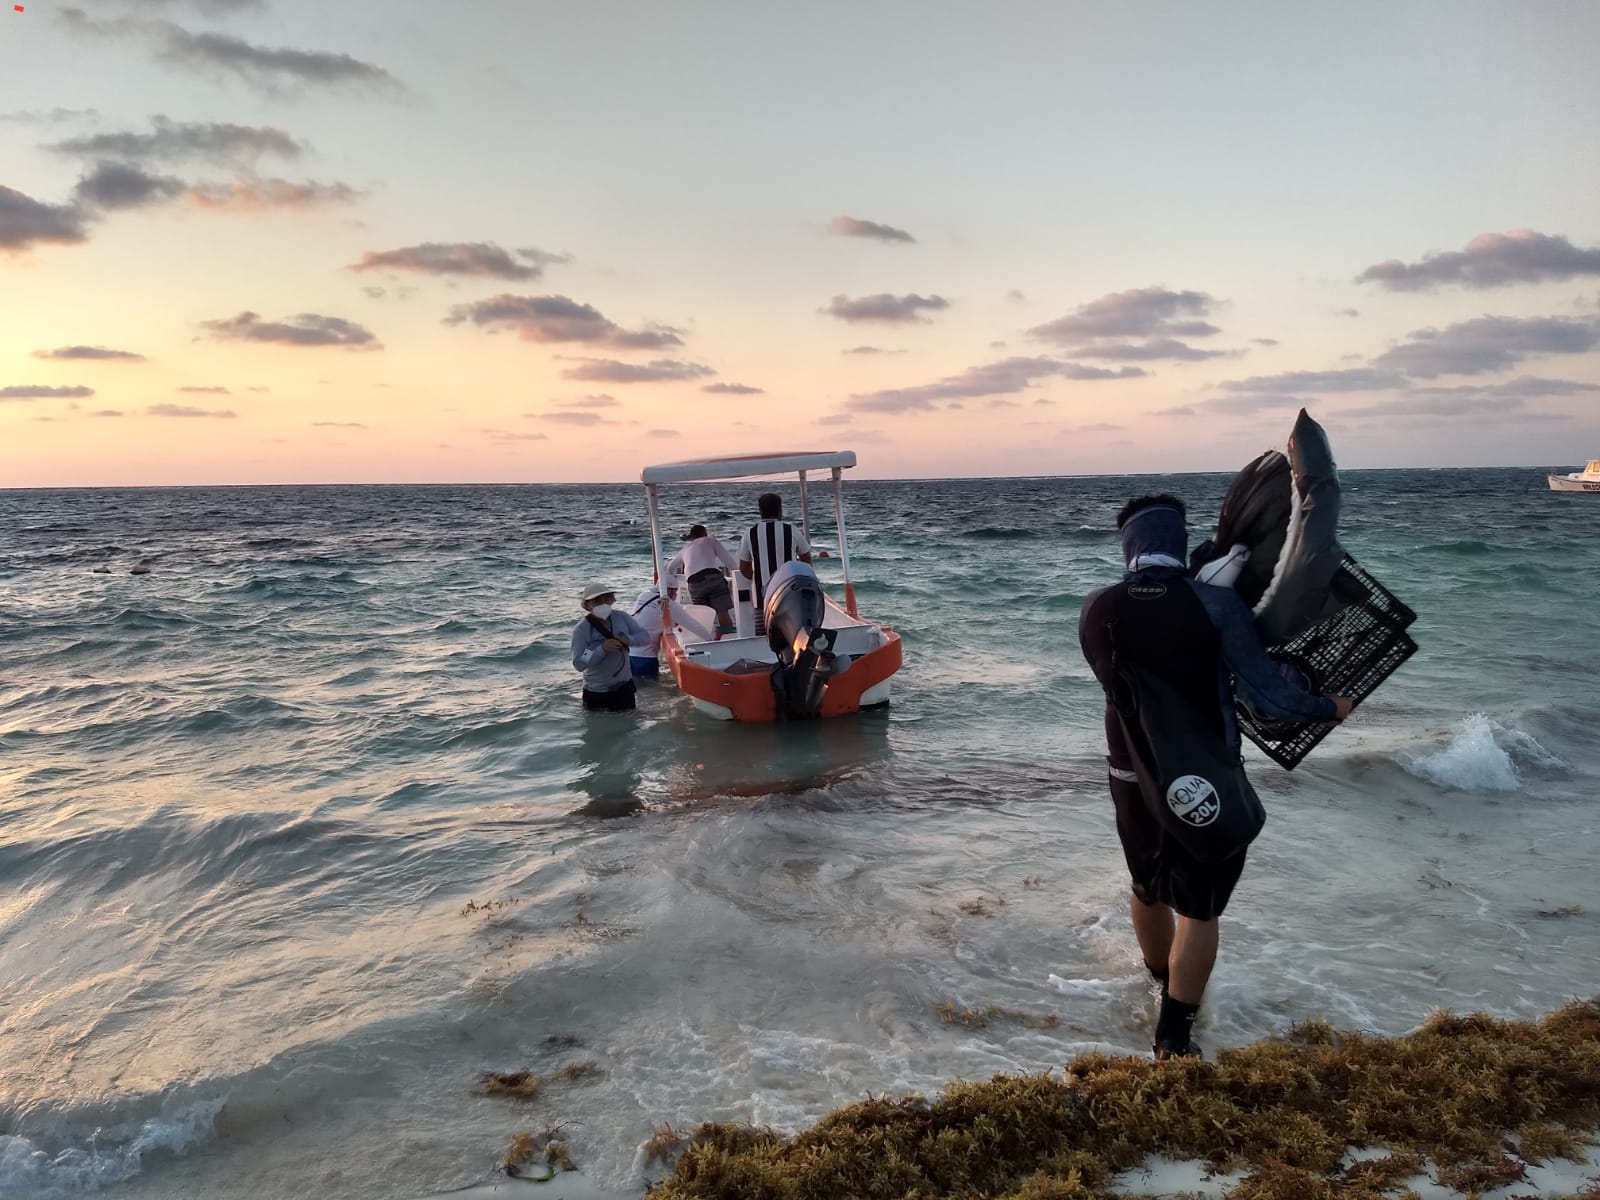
[665,524,738,633]
[629,586,663,677]
[738,493,813,633]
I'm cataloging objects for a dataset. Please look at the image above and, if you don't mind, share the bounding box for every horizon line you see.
[0,462,1574,491]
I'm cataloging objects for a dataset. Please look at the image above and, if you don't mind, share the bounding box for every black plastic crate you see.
[1237,555,1418,770]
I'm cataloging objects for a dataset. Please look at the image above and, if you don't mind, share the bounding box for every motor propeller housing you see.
[762,562,838,718]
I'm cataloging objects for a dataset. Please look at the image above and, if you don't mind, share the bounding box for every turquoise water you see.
[1,469,1596,1197]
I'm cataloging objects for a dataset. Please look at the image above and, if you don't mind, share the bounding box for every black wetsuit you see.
[1080,567,1247,920]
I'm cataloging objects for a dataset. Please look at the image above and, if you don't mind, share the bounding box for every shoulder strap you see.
[585,613,613,639]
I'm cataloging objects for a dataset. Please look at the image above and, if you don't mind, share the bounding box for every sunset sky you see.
[4,1,1600,486]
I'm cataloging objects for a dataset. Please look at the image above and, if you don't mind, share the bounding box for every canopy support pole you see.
[831,466,857,618]
[798,470,812,545]
[645,483,670,632]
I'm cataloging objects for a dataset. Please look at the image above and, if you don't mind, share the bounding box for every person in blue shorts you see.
[628,585,663,678]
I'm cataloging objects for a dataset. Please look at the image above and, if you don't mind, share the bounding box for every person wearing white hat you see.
[571,581,650,711]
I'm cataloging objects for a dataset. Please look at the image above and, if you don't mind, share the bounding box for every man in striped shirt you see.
[738,492,812,633]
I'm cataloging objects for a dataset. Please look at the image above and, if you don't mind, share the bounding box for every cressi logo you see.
[1127,583,1167,600]
[1165,774,1220,827]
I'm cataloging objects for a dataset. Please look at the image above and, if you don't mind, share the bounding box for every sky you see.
[3,0,1600,486]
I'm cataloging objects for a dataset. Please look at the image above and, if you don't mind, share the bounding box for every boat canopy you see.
[641,450,856,485]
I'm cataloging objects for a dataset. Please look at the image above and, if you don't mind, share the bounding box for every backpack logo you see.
[1128,582,1167,600]
[1165,774,1220,827]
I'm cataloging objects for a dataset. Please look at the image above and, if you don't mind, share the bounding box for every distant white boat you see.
[1548,460,1600,493]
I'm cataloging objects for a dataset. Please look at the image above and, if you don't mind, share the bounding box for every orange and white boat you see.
[640,450,902,721]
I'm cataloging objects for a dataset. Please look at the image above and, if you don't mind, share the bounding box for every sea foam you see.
[0,1099,221,1198]
[1399,714,1564,792]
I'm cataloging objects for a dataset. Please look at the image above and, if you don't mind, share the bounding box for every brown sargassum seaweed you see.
[647,1000,1600,1199]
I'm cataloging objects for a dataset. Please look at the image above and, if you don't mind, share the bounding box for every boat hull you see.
[662,627,902,721]
[1549,475,1600,493]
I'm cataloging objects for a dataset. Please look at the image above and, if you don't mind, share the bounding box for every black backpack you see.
[1107,578,1265,862]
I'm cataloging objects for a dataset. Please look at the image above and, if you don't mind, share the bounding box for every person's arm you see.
[614,611,651,650]
[795,529,812,564]
[571,622,601,672]
[714,538,737,573]
[738,531,753,578]
[1193,583,1339,723]
[1077,588,1114,690]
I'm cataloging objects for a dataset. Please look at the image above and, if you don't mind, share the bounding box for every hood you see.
[1119,503,1188,569]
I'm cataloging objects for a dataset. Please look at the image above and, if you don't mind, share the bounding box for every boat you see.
[1548,461,1600,493]
[639,450,903,721]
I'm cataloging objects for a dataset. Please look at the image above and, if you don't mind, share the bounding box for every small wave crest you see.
[962,526,1037,540]
[957,525,1109,543]
[242,535,314,550]
[0,1098,221,1198]
[1417,539,1497,556]
[1399,714,1566,792]
[473,640,555,665]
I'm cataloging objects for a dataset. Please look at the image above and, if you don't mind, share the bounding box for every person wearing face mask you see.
[571,581,650,712]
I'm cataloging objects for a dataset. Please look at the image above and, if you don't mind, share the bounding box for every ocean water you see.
[1,468,1597,1199]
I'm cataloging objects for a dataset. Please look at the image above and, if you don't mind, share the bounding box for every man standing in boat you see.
[1078,495,1353,1059]
[571,582,651,712]
[665,524,738,636]
[738,493,812,634]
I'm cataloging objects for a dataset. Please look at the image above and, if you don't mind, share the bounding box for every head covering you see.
[1119,503,1187,572]
[681,524,708,541]
[580,581,615,603]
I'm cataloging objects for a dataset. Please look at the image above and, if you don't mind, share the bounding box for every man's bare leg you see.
[1129,893,1174,977]
[1146,915,1217,1057]
[1168,916,1218,1004]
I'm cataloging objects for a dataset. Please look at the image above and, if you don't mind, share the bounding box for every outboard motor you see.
[762,561,838,719]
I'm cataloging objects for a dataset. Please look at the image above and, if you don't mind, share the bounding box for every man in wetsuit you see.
[1078,494,1353,1058]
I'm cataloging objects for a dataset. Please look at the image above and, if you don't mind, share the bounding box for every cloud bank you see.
[446,294,682,349]
[1,385,95,400]
[49,117,303,164]
[1372,315,1600,377]
[60,8,402,93]
[202,311,380,348]
[148,403,236,417]
[1,184,88,251]
[1358,230,1600,291]
[351,242,552,282]
[822,293,949,324]
[851,355,1144,413]
[559,358,715,383]
[829,215,915,244]
[1029,286,1227,361]
[33,345,146,361]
